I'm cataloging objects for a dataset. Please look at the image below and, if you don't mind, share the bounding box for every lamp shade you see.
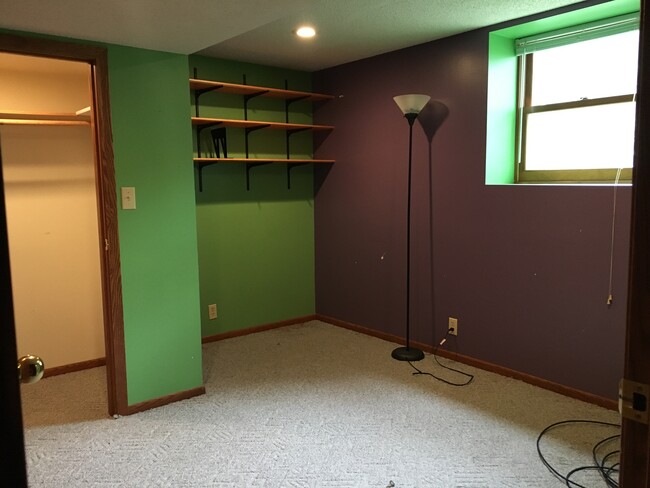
[393,94,431,115]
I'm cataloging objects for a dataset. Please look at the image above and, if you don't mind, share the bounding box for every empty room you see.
[1,0,649,486]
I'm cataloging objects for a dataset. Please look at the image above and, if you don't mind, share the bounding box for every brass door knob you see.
[17,355,45,384]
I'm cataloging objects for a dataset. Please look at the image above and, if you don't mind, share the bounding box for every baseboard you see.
[433,348,617,410]
[43,357,106,378]
[124,386,206,415]
[316,314,618,411]
[122,316,317,416]
[201,314,317,344]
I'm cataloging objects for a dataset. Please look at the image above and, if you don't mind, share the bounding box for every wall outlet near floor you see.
[208,304,217,320]
[448,317,458,336]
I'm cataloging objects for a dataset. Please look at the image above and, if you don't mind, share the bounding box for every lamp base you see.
[391,346,424,362]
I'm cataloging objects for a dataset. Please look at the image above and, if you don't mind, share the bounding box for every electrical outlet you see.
[448,317,458,336]
[208,304,217,320]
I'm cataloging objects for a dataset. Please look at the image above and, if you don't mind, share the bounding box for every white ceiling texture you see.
[0,0,588,71]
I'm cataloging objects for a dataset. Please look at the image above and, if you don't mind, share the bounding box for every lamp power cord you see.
[407,329,474,386]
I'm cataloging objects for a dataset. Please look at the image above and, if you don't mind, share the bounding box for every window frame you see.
[515,26,637,184]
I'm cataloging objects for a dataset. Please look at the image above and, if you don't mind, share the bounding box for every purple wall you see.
[313,25,631,400]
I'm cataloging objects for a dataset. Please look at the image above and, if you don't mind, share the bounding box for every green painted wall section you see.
[0,29,205,406]
[485,32,517,184]
[108,46,203,405]
[189,55,316,336]
[485,0,640,184]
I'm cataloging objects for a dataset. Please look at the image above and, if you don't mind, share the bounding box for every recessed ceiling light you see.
[295,26,316,38]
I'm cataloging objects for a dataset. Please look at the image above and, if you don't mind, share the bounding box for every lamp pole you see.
[391,93,429,362]
[405,112,416,353]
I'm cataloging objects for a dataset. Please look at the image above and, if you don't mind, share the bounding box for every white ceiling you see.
[0,0,587,71]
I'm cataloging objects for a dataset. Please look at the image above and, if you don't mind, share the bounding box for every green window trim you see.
[485,0,640,185]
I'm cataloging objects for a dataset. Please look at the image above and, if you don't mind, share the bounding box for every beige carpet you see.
[21,320,620,487]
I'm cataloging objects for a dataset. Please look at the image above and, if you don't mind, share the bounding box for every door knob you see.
[17,355,45,384]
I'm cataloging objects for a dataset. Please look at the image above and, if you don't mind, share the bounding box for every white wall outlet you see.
[208,304,217,320]
[448,317,458,336]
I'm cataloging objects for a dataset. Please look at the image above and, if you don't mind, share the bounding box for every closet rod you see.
[0,111,91,126]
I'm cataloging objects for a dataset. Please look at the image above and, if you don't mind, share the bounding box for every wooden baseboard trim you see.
[122,315,317,416]
[316,314,618,411]
[202,314,317,344]
[43,357,106,378]
[434,348,617,411]
[125,386,206,415]
[317,315,408,346]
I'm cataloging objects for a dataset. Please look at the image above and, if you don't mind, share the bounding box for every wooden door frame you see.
[0,33,128,416]
[620,0,650,485]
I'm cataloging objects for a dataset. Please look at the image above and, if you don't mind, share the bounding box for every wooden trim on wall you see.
[0,33,127,417]
[91,46,128,418]
[202,315,317,344]
[125,386,206,415]
[433,347,618,411]
[126,315,318,415]
[316,314,618,411]
[43,358,106,379]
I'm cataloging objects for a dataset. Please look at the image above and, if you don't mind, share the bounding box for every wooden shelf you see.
[193,157,335,191]
[189,78,334,102]
[189,75,335,191]
[0,111,91,126]
[194,157,335,165]
[191,117,333,132]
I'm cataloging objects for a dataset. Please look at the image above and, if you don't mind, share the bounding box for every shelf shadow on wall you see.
[194,163,315,205]
[312,130,333,196]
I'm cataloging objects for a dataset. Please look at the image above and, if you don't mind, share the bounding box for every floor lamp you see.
[391,94,430,362]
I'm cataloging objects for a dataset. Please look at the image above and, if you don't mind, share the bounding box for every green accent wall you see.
[107,46,203,405]
[189,55,316,336]
[0,29,205,406]
[485,32,518,184]
[485,0,640,184]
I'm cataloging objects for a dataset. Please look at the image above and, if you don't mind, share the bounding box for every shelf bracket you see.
[245,125,270,158]
[194,88,222,117]
[196,122,223,158]
[192,68,223,117]
[245,161,271,191]
[285,127,311,159]
[196,160,221,192]
[243,91,269,120]
[287,162,308,190]
[285,95,310,123]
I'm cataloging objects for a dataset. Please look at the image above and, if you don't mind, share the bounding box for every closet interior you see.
[0,53,105,374]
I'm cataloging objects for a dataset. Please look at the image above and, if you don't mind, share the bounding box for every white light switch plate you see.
[121,187,136,210]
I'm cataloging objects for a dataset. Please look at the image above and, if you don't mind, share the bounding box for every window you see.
[515,14,639,183]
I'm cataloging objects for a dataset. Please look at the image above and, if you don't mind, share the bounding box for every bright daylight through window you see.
[515,14,639,183]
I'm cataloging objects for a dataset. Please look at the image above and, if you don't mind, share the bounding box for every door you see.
[0,33,128,485]
[619,1,650,485]
[0,134,28,486]
[0,34,128,413]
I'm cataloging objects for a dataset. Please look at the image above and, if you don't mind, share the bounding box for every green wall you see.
[2,29,319,405]
[108,46,203,404]
[1,29,205,406]
[189,56,316,336]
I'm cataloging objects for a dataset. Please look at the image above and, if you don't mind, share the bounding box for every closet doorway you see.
[0,33,127,417]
